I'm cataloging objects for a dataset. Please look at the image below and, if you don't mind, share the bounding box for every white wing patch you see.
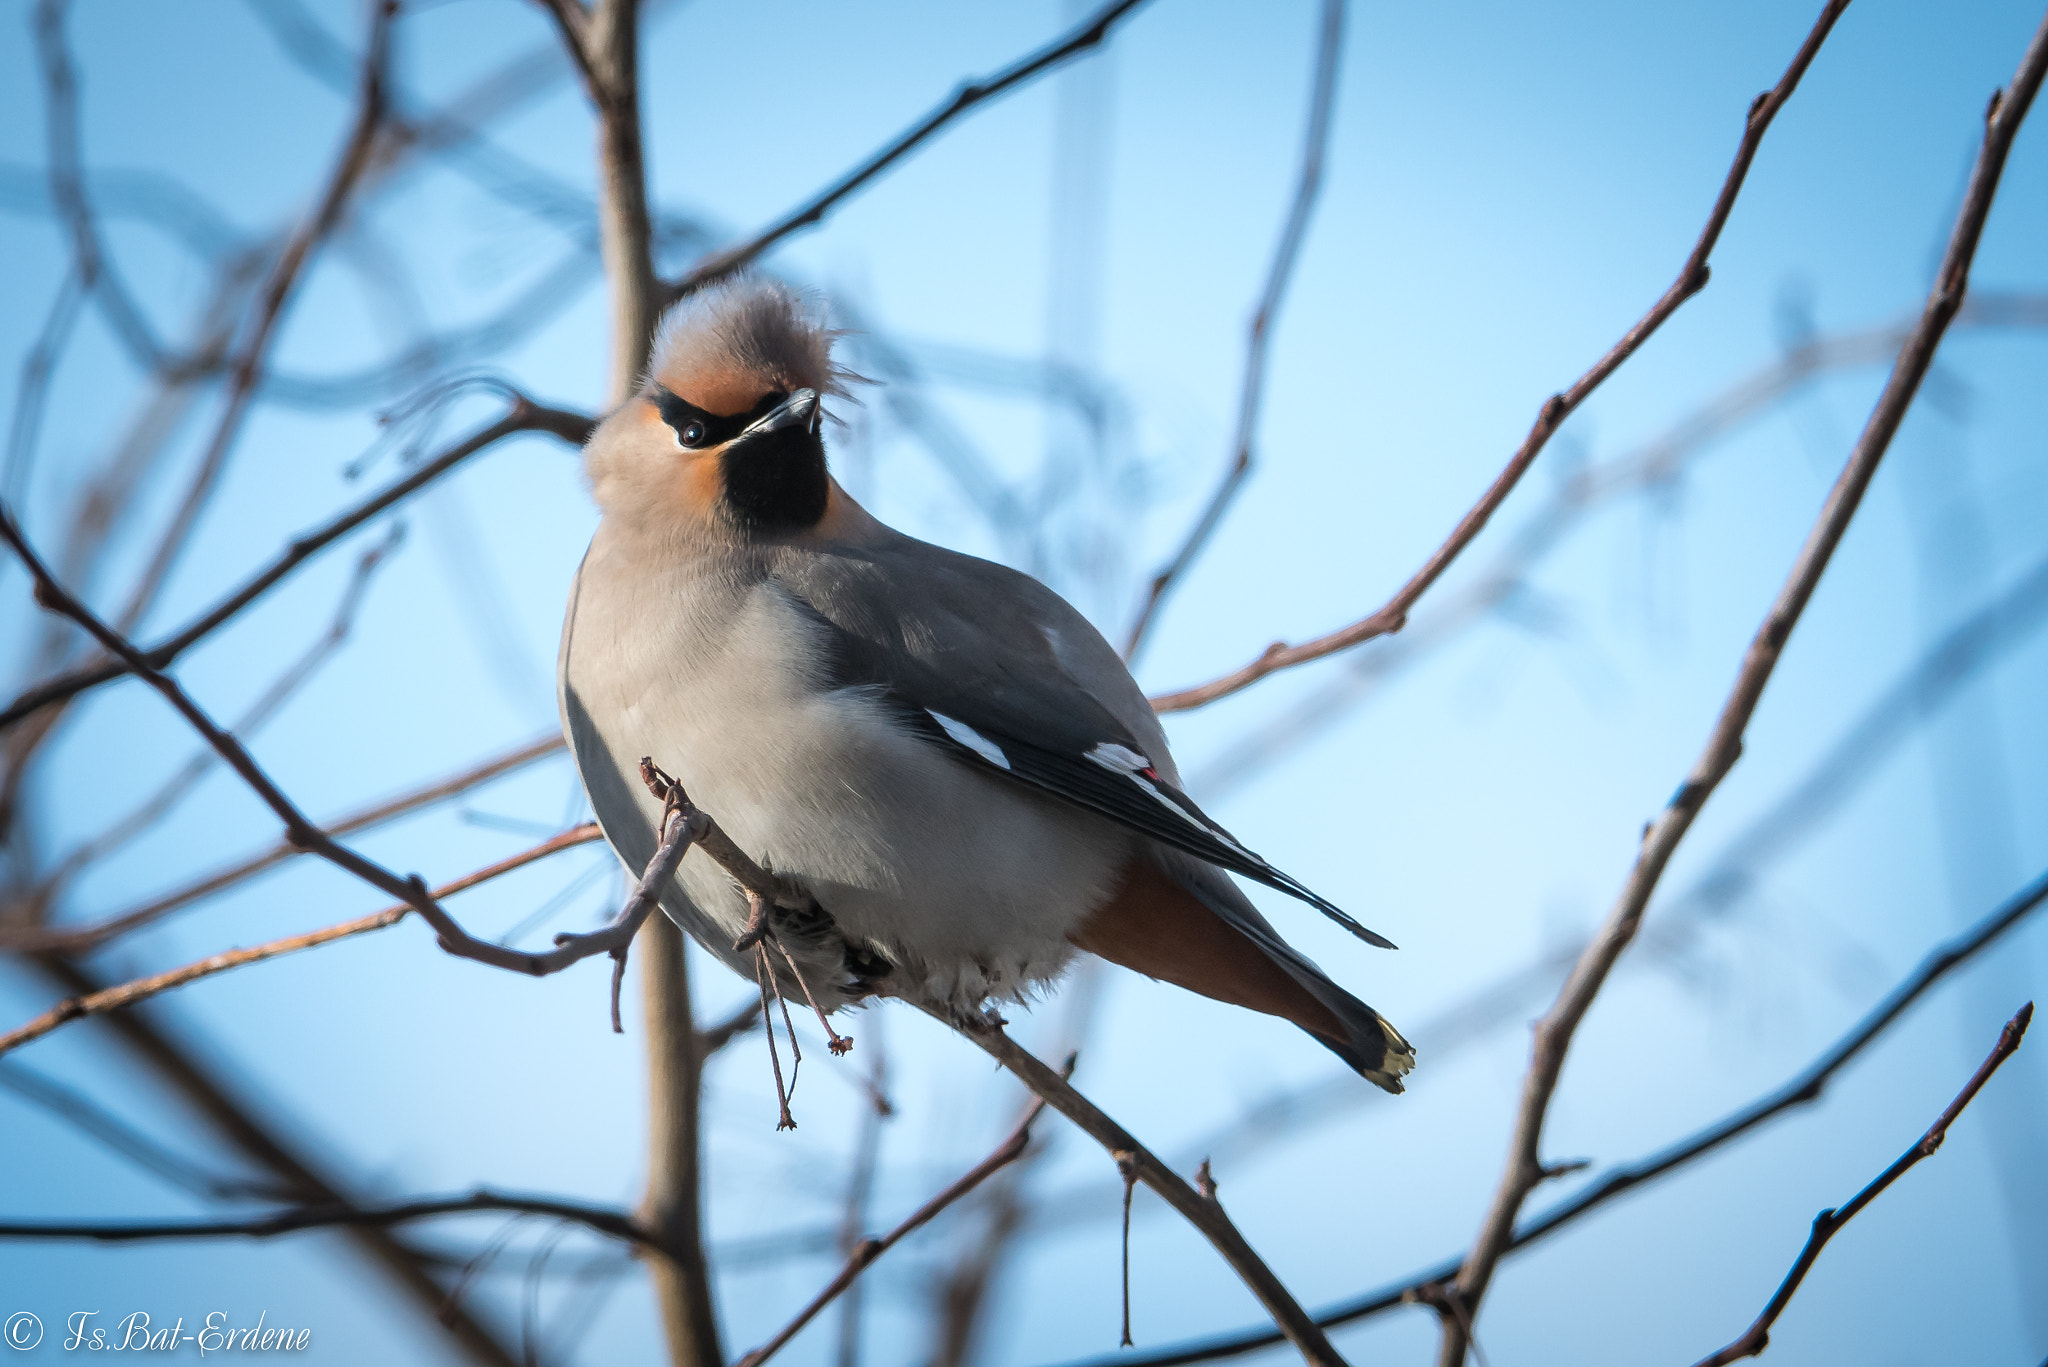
[1086,742,1255,856]
[1084,742,1151,773]
[929,711,1011,770]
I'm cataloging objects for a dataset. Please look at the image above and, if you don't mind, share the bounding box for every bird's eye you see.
[678,420,708,447]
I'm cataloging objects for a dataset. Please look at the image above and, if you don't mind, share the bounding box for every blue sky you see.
[2,2,2046,1365]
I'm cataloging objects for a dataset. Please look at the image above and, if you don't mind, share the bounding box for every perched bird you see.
[558,278,1414,1091]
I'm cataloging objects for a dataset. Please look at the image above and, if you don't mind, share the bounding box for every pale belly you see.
[561,569,1128,1010]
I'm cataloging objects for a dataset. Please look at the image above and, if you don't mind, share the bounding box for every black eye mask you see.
[651,385,788,449]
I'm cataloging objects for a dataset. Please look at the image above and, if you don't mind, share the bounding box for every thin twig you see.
[733,1088,1055,1367]
[1123,0,1344,659]
[1117,1150,1138,1347]
[660,0,1152,305]
[0,825,602,1059]
[110,0,397,637]
[698,997,763,1057]
[0,400,591,730]
[1689,1003,2032,1367]
[833,1027,890,1367]
[1185,296,2048,798]
[1145,0,1853,715]
[0,730,566,953]
[33,0,169,373]
[1047,864,2048,1367]
[31,525,405,906]
[0,500,675,983]
[16,951,527,1367]
[1436,15,2048,1361]
[0,1189,670,1260]
[948,1020,1349,1366]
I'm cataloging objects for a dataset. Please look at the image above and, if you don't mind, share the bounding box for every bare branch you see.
[698,996,763,1057]
[15,952,527,1367]
[1689,1004,2032,1367]
[32,0,171,371]
[1436,15,2048,1360]
[1123,0,1344,659]
[0,825,601,1060]
[530,0,596,89]
[1186,296,2048,795]
[1052,865,2048,1367]
[661,0,1152,305]
[30,525,404,909]
[0,731,566,954]
[0,1189,668,1261]
[951,1021,1349,1366]
[2,268,86,506]
[1146,0,1853,715]
[0,399,591,730]
[3,504,545,974]
[110,0,397,636]
[733,1087,1051,1367]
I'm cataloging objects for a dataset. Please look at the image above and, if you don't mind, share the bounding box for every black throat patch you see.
[720,423,829,532]
[651,385,829,533]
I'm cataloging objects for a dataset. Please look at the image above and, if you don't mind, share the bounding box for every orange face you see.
[586,369,834,538]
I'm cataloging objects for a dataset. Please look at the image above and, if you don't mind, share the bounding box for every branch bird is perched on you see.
[558,278,1414,1091]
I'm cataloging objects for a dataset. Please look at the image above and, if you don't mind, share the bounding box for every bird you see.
[557,277,1414,1092]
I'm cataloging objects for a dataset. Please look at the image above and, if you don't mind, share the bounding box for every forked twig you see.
[733,1084,1057,1367]
[1146,0,1854,715]
[1688,1004,2032,1367]
[1437,12,2048,1360]
[0,731,567,954]
[0,400,591,731]
[947,1019,1349,1366]
[1064,865,2048,1367]
[0,825,602,1060]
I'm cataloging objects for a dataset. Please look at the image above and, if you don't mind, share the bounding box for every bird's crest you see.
[648,277,854,413]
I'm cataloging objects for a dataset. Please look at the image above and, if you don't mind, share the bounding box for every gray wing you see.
[768,534,1395,950]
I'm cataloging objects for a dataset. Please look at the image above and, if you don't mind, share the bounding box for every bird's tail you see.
[1070,850,1416,1093]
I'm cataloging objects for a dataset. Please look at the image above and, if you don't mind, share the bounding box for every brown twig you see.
[926,963,1106,1366]
[0,824,602,1059]
[659,0,1151,305]
[29,525,405,910]
[0,731,566,953]
[733,1087,1056,1367]
[0,400,592,730]
[1123,0,1344,660]
[32,0,170,373]
[1184,296,2048,797]
[109,0,396,637]
[752,931,800,1132]
[1688,1003,2032,1367]
[0,502,691,986]
[951,1021,1349,1366]
[833,1028,890,1367]
[16,951,526,1367]
[1046,865,2048,1367]
[1436,19,2048,1359]
[1145,0,1853,715]
[0,1189,671,1260]
[698,997,763,1057]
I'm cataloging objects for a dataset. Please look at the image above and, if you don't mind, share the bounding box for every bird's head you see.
[584,278,852,538]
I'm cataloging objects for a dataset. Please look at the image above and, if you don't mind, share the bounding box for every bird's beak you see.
[736,387,821,444]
